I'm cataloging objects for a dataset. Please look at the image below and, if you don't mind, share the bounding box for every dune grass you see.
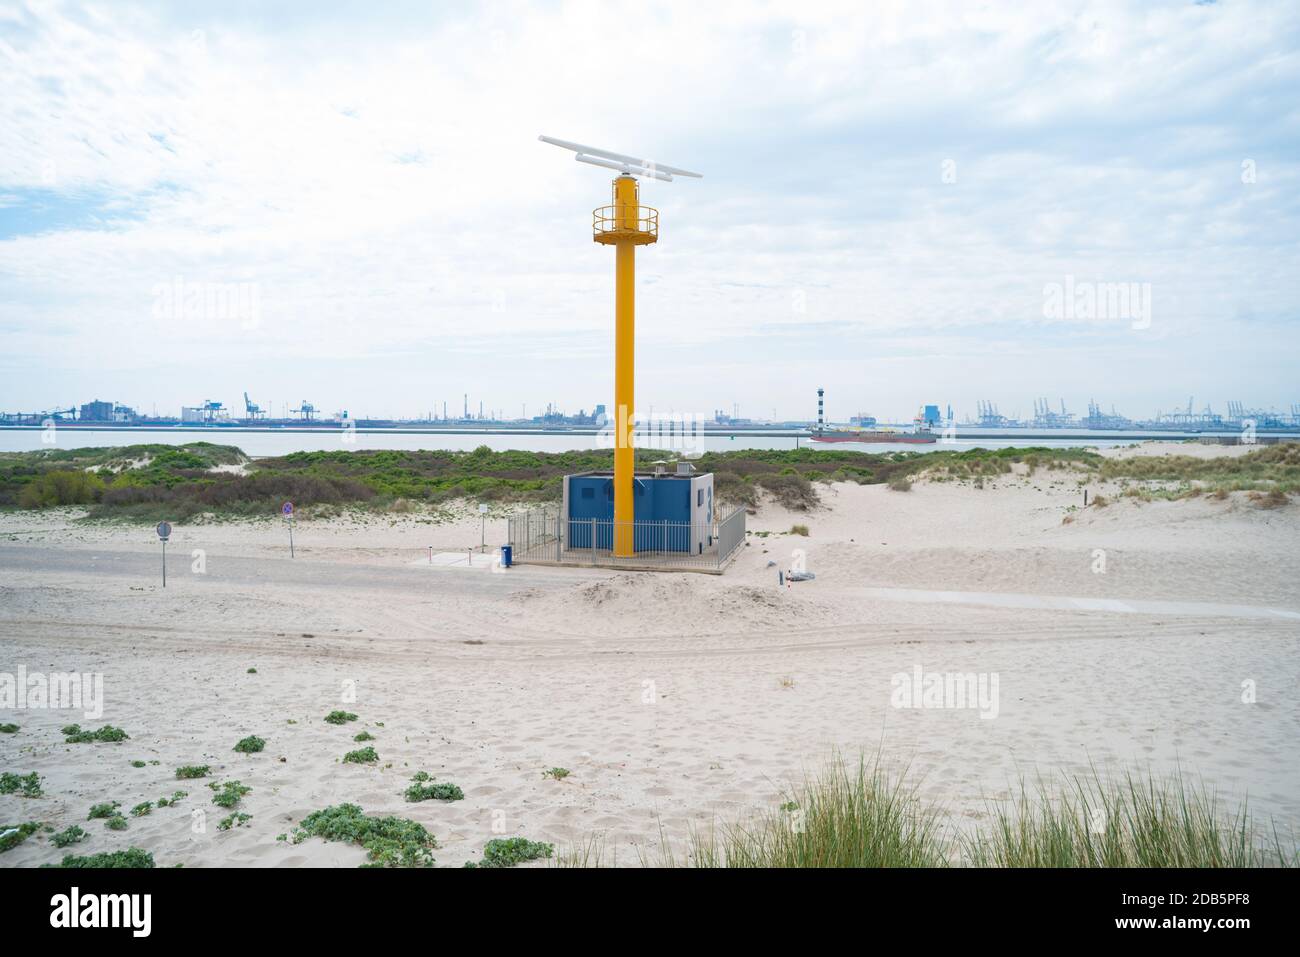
[662,757,947,868]
[647,757,1294,869]
[966,768,1296,868]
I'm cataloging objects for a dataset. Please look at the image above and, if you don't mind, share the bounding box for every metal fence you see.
[507,506,746,573]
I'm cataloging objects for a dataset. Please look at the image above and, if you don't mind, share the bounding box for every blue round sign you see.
[282,501,294,517]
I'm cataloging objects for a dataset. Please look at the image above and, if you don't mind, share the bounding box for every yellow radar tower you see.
[539,135,702,556]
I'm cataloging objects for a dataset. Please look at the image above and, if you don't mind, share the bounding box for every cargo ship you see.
[810,426,937,444]
[808,390,941,443]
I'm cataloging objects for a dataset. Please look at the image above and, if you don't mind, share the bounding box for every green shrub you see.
[87,802,120,820]
[130,802,153,818]
[46,848,155,868]
[18,470,105,508]
[233,735,265,753]
[209,780,251,809]
[343,747,379,764]
[324,711,358,725]
[542,767,570,780]
[0,821,41,853]
[51,825,88,848]
[175,765,210,779]
[62,724,129,743]
[64,724,127,743]
[291,803,437,867]
[353,731,375,742]
[0,724,18,734]
[404,775,464,802]
[465,837,554,869]
[104,815,128,831]
[0,772,42,798]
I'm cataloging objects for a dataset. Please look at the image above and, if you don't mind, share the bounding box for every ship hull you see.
[811,431,937,444]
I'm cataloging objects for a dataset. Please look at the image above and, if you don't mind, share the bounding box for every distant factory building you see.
[79,400,114,422]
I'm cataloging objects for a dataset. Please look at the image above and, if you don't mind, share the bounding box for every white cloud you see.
[0,0,1297,421]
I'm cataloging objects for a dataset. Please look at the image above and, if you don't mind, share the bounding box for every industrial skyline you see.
[5,390,1298,433]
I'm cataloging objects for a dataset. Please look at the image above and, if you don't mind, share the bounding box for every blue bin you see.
[501,544,512,568]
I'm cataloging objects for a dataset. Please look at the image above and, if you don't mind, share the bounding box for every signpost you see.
[282,501,295,558]
[479,503,488,549]
[156,521,171,588]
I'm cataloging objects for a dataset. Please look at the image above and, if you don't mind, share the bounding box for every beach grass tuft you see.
[647,756,1296,869]
[663,756,945,868]
[965,767,1297,868]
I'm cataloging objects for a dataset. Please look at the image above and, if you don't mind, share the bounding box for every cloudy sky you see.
[1,0,1297,423]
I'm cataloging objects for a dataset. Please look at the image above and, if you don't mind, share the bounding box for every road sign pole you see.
[156,521,172,589]
[289,519,294,558]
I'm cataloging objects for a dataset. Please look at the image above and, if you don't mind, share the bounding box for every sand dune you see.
[1,459,1297,867]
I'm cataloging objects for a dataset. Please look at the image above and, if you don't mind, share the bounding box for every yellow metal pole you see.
[613,176,637,556]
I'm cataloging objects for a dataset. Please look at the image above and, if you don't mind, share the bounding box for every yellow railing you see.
[593,204,658,239]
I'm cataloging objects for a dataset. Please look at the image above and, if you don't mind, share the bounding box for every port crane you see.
[292,401,316,421]
[243,392,265,419]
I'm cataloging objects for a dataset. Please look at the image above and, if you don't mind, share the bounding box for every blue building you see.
[563,464,714,554]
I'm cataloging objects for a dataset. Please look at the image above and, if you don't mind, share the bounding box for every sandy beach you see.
[2,445,1298,867]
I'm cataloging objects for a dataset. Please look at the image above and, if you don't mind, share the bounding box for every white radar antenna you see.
[538,135,703,182]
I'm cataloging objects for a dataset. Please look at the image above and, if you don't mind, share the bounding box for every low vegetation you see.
[465,837,555,869]
[0,821,41,853]
[209,780,251,809]
[175,765,210,779]
[45,848,155,868]
[4,441,1293,520]
[232,735,266,753]
[653,757,1296,868]
[50,825,88,849]
[0,772,43,798]
[404,772,464,803]
[324,710,358,725]
[61,723,129,743]
[343,746,379,764]
[291,803,437,867]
